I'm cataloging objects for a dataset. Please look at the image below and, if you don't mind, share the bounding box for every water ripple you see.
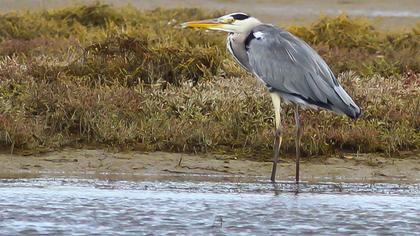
[0,178,419,235]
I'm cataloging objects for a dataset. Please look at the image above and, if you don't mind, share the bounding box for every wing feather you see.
[246,24,361,118]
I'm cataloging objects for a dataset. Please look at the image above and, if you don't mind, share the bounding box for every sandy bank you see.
[0,149,418,183]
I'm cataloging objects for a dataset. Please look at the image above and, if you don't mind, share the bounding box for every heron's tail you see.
[333,85,361,119]
[343,104,362,119]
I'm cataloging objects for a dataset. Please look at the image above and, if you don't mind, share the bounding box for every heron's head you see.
[181,12,261,34]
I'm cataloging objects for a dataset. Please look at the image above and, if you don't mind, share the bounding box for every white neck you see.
[231,17,262,34]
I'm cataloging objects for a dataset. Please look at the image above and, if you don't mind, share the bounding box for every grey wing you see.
[247,24,361,118]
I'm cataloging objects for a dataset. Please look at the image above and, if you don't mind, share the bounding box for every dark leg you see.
[271,126,282,182]
[294,105,302,184]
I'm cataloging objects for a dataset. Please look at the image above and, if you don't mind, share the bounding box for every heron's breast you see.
[227,33,252,72]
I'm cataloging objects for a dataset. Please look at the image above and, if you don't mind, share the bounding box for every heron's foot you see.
[270,177,276,183]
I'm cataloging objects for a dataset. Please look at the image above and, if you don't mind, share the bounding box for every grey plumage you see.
[227,33,252,71]
[228,24,361,118]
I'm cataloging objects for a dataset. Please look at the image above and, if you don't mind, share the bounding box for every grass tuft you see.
[289,15,420,77]
[0,4,418,158]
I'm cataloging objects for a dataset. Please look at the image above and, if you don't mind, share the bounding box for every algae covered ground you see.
[0,4,418,159]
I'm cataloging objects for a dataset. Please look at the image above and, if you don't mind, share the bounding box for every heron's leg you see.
[271,121,282,182]
[294,104,302,184]
[270,93,282,182]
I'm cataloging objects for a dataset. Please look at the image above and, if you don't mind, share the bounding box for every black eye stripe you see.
[231,13,249,20]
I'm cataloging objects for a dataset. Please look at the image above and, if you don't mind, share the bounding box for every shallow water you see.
[1,178,419,235]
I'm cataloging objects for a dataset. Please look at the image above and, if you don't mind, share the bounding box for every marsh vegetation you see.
[0,4,418,159]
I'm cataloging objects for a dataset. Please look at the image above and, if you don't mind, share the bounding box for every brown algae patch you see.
[0,4,418,158]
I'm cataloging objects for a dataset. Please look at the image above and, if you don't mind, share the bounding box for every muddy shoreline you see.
[1,148,418,183]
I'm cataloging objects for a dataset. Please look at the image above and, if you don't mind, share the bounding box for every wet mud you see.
[1,149,419,183]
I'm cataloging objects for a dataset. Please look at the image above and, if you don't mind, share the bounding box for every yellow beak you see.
[181,19,223,29]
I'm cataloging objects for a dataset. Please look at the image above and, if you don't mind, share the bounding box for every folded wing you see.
[246,24,361,118]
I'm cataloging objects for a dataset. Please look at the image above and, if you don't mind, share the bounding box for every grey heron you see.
[182,13,361,183]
